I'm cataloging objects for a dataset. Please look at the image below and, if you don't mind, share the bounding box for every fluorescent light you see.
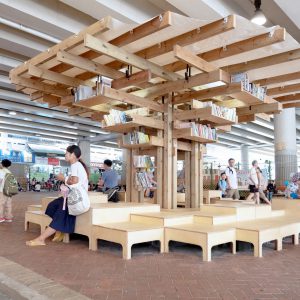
[90,135,96,138]
[24,118,32,121]
[9,111,17,115]
[104,141,118,145]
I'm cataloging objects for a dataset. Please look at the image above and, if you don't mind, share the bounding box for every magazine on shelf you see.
[135,171,153,189]
[103,109,132,126]
[133,155,154,169]
[201,101,236,122]
[122,131,150,145]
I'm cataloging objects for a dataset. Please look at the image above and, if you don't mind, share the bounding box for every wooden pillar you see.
[191,142,199,208]
[184,151,191,208]
[125,149,132,202]
[172,139,178,209]
[131,149,139,202]
[163,94,173,209]
[156,130,163,206]
[199,145,204,206]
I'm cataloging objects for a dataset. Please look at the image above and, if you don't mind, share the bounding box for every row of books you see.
[176,121,217,140]
[133,155,154,169]
[103,109,132,126]
[203,101,236,122]
[135,171,153,189]
[122,131,150,145]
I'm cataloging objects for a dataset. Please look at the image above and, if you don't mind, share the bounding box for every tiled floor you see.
[0,192,300,300]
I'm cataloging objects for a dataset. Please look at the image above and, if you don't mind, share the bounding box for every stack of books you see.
[103,109,132,126]
[133,155,154,168]
[122,131,150,145]
[135,172,153,189]
[176,122,217,141]
[203,102,236,122]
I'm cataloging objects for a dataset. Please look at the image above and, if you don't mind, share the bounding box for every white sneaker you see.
[4,218,12,223]
[0,218,5,223]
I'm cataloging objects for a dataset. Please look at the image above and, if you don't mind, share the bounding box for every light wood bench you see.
[165,223,236,262]
[203,190,222,204]
[27,204,42,211]
[25,211,51,233]
[91,222,164,259]
[235,216,300,257]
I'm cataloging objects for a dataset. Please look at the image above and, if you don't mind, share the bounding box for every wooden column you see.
[172,139,178,209]
[163,94,173,209]
[125,149,132,202]
[199,145,204,206]
[184,151,191,208]
[156,129,163,206]
[131,149,139,202]
[191,142,199,208]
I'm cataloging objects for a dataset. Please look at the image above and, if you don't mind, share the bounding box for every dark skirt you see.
[45,196,76,233]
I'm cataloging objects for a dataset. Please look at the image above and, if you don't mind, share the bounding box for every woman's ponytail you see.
[79,158,90,177]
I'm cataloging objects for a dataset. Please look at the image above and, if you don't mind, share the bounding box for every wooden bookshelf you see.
[230,84,264,105]
[103,114,164,133]
[119,136,164,149]
[173,128,217,143]
[174,106,237,125]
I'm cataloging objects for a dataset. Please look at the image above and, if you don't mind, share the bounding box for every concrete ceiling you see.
[1,0,300,151]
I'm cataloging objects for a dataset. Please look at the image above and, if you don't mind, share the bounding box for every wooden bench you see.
[235,216,300,257]
[203,190,222,204]
[165,223,236,262]
[25,211,51,233]
[91,222,164,259]
[27,204,42,211]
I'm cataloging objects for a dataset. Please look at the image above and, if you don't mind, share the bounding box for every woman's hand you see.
[56,173,65,181]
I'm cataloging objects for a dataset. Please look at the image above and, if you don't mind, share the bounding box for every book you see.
[133,155,154,169]
[102,109,132,126]
[122,131,150,145]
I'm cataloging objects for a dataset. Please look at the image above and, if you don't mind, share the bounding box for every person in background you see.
[30,177,36,191]
[246,160,260,204]
[35,182,41,192]
[225,158,240,199]
[0,159,14,223]
[257,167,271,205]
[26,145,89,246]
[267,180,276,201]
[218,172,227,198]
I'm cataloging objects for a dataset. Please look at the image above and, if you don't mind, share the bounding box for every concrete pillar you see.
[274,107,297,186]
[78,140,91,168]
[241,145,249,171]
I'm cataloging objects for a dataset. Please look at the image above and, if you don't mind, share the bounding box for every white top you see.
[70,161,88,191]
[249,167,259,185]
[0,168,10,193]
[225,166,238,189]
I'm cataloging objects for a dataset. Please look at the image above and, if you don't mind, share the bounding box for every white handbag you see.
[66,181,90,216]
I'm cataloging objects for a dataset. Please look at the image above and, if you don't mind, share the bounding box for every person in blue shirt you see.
[218,172,228,198]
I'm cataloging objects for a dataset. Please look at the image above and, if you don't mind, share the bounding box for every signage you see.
[48,158,60,166]
[35,157,48,165]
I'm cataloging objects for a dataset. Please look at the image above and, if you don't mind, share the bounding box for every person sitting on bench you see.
[98,159,119,202]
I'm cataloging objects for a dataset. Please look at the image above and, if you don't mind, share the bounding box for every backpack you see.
[3,173,19,197]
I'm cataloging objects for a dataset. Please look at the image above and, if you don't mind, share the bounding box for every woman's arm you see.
[66,176,79,185]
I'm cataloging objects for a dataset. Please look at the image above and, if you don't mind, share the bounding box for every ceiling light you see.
[8,111,17,116]
[24,118,32,121]
[35,134,41,137]
[104,141,118,145]
[90,135,96,138]
[251,0,266,25]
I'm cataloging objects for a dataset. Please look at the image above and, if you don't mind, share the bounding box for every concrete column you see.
[241,145,249,171]
[274,107,297,186]
[78,140,91,168]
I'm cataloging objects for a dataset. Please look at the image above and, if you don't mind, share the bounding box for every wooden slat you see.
[57,50,124,79]
[282,102,300,108]
[111,70,152,89]
[173,45,217,72]
[9,16,112,77]
[107,15,236,70]
[84,34,181,81]
[236,102,282,116]
[133,70,230,99]
[164,28,286,72]
[238,115,256,122]
[275,93,300,102]
[177,141,192,152]
[43,94,61,108]
[225,48,300,74]
[74,86,164,112]
[256,113,271,121]
[28,65,94,87]
[68,107,93,116]
[253,71,300,86]
[268,83,300,96]
[10,76,71,97]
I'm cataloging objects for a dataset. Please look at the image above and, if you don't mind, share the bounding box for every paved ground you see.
[1,192,300,300]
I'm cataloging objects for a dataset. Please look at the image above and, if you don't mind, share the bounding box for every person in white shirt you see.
[0,159,13,223]
[225,158,240,199]
[246,160,260,204]
[26,145,89,246]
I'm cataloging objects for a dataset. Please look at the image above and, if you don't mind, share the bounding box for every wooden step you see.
[193,212,236,225]
[27,204,42,211]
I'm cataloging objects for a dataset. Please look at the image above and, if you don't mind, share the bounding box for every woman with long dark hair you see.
[26,145,89,246]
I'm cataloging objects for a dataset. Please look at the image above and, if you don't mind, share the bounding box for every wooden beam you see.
[111,70,152,89]
[237,102,282,116]
[74,86,164,113]
[282,102,300,108]
[84,34,181,81]
[164,28,286,72]
[90,112,106,122]
[133,70,230,99]
[267,83,300,96]
[10,76,71,97]
[28,65,94,87]
[173,83,240,104]
[173,107,211,121]
[68,107,93,116]
[57,50,124,79]
[256,113,271,121]
[107,15,236,70]
[177,141,192,152]
[238,115,256,122]
[173,45,217,72]
[275,93,300,102]
[225,48,300,74]
[253,71,300,87]
[9,16,111,77]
